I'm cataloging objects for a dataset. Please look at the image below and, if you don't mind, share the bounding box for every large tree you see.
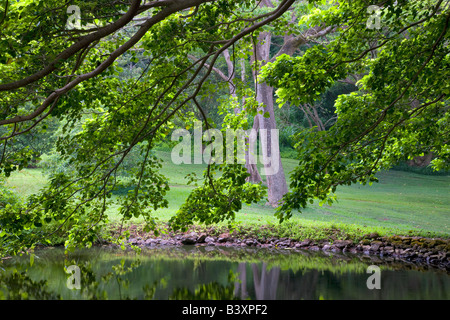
[0,0,448,256]
[261,0,449,221]
[192,0,337,207]
[0,0,296,255]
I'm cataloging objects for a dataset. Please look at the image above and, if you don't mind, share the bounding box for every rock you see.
[370,242,382,252]
[277,240,290,247]
[196,234,207,243]
[406,252,418,259]
[181,235,197,245]
[217,233,230,243]
[298,240,312,247]
[189,232,198,238]
[322,244,331,251]
[245,239,255,246]
[364,232,380,240]
[204,236,215,243]
[348,247,358,254]
[334,240,353,248]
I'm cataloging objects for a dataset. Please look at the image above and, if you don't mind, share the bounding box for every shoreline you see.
[111,224,450,272]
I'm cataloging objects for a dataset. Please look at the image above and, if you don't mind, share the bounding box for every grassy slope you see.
[5,151,449,238]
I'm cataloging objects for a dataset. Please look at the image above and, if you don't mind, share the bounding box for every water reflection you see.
[0,246,448,300]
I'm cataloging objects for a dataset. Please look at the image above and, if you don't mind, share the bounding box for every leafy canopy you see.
[0,0,448,255]
[260,0,449,221]
[0,0,295,256]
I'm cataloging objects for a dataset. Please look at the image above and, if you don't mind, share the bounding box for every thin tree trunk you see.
[221,49,263,183]
[245,115,263,183]
[300,103,325,131]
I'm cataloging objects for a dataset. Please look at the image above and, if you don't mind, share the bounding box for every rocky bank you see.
[115,225,450,272]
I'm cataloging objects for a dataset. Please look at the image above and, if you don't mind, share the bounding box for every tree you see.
[0,0,297,255]
[261,0,449,221]
[0,0,448,256]
[248,0,339,206]
[192,0,339,206]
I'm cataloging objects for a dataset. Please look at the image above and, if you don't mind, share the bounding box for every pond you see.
[0,245,449,300]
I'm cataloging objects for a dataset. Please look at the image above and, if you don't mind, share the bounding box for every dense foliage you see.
[0,0,448,256]
[261,0,449,221]
[0,0,294,255]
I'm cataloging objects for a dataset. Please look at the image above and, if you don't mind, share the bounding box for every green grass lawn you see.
[5,151,450,238]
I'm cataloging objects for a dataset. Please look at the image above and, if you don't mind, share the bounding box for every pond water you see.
[0,245,448,300]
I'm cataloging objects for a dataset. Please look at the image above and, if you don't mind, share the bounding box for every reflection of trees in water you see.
[234,262,281,300]
[1,249,449,300]
[252,263,280,300]
[169,276,238,300]
[0,271,61,300]
[234,263,248,299]
[233,263,336,300]
[292,270,320,300]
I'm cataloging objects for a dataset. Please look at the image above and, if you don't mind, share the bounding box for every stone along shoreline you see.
[119,226,450,272]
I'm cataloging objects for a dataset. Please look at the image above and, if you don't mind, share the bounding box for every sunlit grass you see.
[5,151,449,238]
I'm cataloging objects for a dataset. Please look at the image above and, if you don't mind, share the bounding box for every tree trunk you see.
[255,81,288,206]
[407,152,433,167]
[220,49,263,184]
[245,115,263,183]
[252,31,288,206]
[300,103,325,131]
[198,1,336,205]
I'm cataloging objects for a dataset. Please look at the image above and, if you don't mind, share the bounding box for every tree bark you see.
[300,103,325,131]
[255,81,289,206]
[252,31,288,206]
[245,115,263,184]
[190,2,336,205]
[406,153,433,167]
